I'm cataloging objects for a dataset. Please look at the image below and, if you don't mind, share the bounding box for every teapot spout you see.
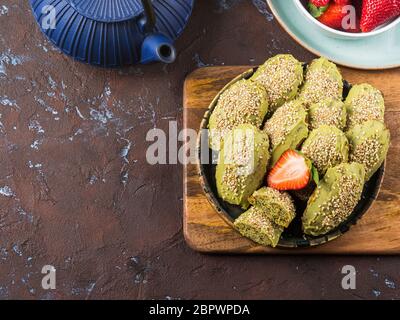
[140,33,176,64]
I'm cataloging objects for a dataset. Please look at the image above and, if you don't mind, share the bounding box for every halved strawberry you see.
[318,2,348,29]
[267,150,316,191]
[360,0,400,33]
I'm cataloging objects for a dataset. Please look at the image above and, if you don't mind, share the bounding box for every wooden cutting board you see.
[183,66,400,254]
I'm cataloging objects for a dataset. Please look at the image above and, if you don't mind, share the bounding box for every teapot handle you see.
[141,0,156,33]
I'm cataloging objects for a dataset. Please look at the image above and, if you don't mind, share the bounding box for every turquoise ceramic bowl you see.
[267,0,400,69]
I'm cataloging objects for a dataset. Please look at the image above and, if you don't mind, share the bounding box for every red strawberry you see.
[318,2,348,29]
[267,150,313,191]
[334,0,350,4]
[310,0,330,6]
[308,2,330,18]
[360,0,400,32]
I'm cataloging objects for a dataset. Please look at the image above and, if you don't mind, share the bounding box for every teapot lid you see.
[67,0,146,22]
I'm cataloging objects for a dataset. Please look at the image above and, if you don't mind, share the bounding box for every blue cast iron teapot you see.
[30,0,194,67]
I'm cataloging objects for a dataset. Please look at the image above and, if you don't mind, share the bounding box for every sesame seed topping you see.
[218,126,270,204]
[299,65,342,105]
[346,85,385,128]
[252,55,303,111]
[346,120,390,180]
[210,80,267,148]
[349,136,382,178]
[317,168,364,230]
[264,100,306,148]
[309,99,346,131]
[301,126,348,175]
[303,163,365,235]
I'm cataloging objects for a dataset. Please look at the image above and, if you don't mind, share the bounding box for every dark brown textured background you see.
[0,0,398,300]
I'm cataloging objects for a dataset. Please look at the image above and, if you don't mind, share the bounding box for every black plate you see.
[197,66,385,248]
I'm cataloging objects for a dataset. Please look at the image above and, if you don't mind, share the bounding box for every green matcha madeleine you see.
[234,206,283,247]
[308,98,347,131]
[248,187,296,228]
[301,125,349,176]
[216,124,270,209]
[208,79,268,150]
[302,162,365,236]
[251,54,304,113]
[346,120,390,181]
[299,57,343,106]
[345,84,385,129]
[263,100,309,167]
